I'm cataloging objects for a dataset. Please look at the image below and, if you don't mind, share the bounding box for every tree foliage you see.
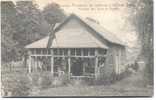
[128,0,153,85]
[43,3,66,26]
[42,3,66,48]
[14,1,46,45]
[1,1,66,62]
[1,1,19,62]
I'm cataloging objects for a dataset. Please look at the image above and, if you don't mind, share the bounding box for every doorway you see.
[71,58,83,76]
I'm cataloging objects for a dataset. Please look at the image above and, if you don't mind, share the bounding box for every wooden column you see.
[35,56,38,72]
[28,51,31,73]
[81,49,84,56]
[68,49,71,77]
[51,49,54,75]
[41,49,43,71]
[34,50,37,72]
[95,49,98,79]
[34,56,36,72]
[81,49,84,60]
[74,48,76,56]
[83,64,85,75]
[88,49,90,56]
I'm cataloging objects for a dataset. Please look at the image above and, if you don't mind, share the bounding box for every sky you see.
[8,0,138,47]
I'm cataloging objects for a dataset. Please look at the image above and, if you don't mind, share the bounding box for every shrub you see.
[2,72,31,97]
[27,72,53,89]
[28,72,69,89]
[52,73,70,87]
[39,72,53,89]
[27,72,42,89]
[94,74,113,85]
[69,77,94,86]
[93,66,132,85]
[11,74,31,96]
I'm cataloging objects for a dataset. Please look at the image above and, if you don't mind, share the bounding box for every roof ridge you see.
[72,14,125,46]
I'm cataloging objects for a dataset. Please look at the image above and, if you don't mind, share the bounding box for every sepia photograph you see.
[1,0,154,97]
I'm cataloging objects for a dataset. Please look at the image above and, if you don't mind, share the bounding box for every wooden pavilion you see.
[25,14,126,79]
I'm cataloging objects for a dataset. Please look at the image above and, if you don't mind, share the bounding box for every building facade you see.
[25,14,126,79]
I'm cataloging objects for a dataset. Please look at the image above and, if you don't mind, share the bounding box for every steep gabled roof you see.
[81,17,125,46]
[25,14,125,49]
[25,35,108,48]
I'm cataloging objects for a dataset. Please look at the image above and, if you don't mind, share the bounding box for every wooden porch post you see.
[28,50,31,73]
[34,56,36,72]
[68,49,71,78]
[34,50,37,72]
[41,49,43,71]
[51,49,54,75]
[95,49,98,79]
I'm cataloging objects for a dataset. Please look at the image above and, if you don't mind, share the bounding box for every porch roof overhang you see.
[25,36,109,49]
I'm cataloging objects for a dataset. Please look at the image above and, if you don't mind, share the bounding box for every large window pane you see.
[98,49,107,55]
[76,48,81,56]
[71,49,75,55]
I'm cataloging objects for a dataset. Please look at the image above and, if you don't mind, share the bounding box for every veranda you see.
[27,48,107,79]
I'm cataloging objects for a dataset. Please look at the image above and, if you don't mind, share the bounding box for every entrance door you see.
[71,59,83,76]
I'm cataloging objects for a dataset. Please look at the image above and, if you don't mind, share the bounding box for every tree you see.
[14,1,46,45]
[1,1,50,62]
[43,3,66,25]
[1,1,66,62]
[128,0,153,85]
[42,3,66,48]
[1,1,19,62]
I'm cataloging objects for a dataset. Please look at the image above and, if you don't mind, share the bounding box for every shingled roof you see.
[25,14,125,49]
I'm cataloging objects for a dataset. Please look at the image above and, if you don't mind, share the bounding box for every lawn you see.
[30,72,153,97]
[31,84,152,97]
[1,62,153,97]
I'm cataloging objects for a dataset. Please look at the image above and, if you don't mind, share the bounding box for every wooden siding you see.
[99,43,126,78]
[107,44,126,75]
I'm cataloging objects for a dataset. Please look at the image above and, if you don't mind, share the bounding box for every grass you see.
[29,71,153,97]
[30,70,153,97]
[1,64,31,97]
[1,62,153,97]
[30,84,153,97]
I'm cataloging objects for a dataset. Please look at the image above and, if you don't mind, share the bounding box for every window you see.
[47,49,51,54]
[98,49,107,55]
[71,49,75,55]
[83,58,95,75]
[31,49,35,54]
[85,67,95,73]
[63,49,68,55]
[84,49,89,56]
[98,57,106,67]
[36,49,41,54]
[76,49,81,56]
[58,49,63,55]
[43,49,48,54]
[89,48,95,55]
[54,48,58,55]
